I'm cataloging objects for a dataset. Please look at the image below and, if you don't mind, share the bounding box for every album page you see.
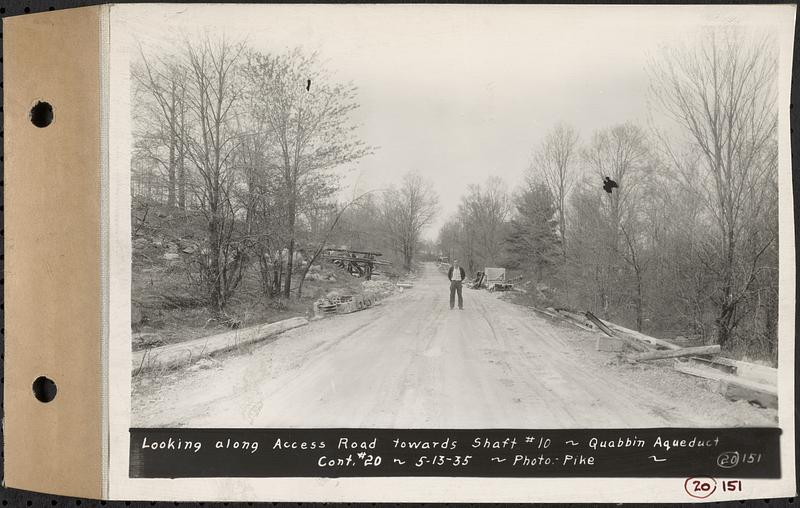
[105,4,796,501]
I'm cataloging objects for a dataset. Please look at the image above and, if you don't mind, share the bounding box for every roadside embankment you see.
[132,316,309,375]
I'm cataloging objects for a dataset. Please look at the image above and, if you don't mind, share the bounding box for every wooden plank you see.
[584,311,616,337]
[700,356,777,386]
[687,356,737,375]
[530,307,561,320]
[601,320,682,350]
[632,345,720,362]
[532,307,596,332]
[324,248,383,256]
[673,362,778,409]
[723,381,778,409]
[551,309,597,332]
[132,317,309,374]
[556,309,595,327]
[324,255,390,265]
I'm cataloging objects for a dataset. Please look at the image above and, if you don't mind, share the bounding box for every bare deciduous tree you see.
[233,113,288,298]
[649,28,778,346]
[437,218,462,265]
[529,124,580,253]
[469,177,512,268]
[444,176,512,272]
[382,172,439,271]
[182,37,248,313]
[133,53,189,209]
[581,123,651,316]
[243,49,370,299]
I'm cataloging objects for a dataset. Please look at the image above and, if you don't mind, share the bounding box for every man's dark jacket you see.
[448,266,466,281]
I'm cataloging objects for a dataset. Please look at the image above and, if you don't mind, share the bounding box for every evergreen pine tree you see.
[505,183,562,281]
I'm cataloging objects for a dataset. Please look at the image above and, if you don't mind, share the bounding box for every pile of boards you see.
[314,280,411,317]
[532,306,778,409]
[315,293,379,316]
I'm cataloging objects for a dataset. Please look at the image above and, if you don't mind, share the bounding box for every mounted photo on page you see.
[3,2,795,503]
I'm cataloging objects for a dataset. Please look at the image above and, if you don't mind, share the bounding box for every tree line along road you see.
[132,262,776,428]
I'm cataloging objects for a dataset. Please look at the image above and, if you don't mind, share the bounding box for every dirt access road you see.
[133,263,775,428]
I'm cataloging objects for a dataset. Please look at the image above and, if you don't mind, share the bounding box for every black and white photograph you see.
[123,5,791,434]
[102,4,797,500]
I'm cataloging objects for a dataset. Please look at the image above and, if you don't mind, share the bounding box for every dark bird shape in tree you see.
[306,79,311,91]
[602,176,618,194]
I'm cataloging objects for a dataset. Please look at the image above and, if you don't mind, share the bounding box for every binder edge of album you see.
[4,5,109,499]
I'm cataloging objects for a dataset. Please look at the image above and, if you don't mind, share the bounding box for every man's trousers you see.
[450,280,463,309]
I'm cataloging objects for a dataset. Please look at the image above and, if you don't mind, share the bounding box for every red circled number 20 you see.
[684,477,717,499]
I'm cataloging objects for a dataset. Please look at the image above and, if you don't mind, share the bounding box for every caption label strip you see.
[129,428,780,478]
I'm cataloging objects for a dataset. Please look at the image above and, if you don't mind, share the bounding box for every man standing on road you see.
[448,260,466,310]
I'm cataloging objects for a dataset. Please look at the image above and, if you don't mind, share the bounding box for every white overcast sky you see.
[113,4,794,239]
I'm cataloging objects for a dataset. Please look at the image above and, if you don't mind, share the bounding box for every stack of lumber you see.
[530,305,777,409]
[335,294,377,314]
[314,291,384,317]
